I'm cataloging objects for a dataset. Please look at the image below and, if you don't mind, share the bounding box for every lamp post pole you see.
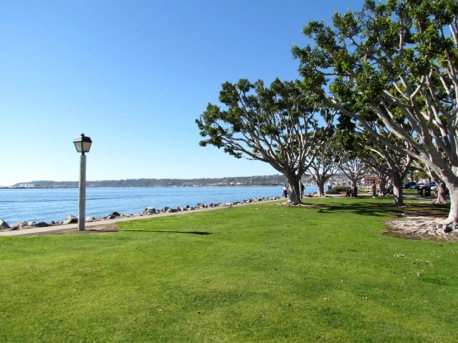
[78,152,87,231]
[73,133,92,231]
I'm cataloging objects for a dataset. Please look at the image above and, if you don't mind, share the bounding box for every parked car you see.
[422,182,436,190]
[403,181,416,189]
[411,183,424,189]
[417,182,436,196]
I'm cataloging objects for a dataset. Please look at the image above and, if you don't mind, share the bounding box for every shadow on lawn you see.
[316,202,397,217]
[304,200,449,218]
[124,230,212,235]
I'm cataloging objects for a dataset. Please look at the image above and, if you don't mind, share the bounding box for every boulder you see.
[63,215,78,224]
[0,220,10,230]
[11,221,28,230]
[143,207,157,215]
[105,212,121,220]
[31,222,49,228]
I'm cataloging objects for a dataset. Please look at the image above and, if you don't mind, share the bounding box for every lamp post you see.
[73,133,92,231]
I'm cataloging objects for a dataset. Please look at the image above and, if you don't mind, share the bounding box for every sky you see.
[1,0,364,187]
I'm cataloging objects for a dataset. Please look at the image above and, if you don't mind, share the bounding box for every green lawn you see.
[0,196,457,342]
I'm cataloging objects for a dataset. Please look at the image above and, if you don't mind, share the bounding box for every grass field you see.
[0,195,457,342]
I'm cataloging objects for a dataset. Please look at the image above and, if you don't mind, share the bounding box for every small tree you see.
[365,146,412,205]
[308,133,341,196]
[362,153,392,196]
[356,125,414,206]
[338,155,368,197]
[196,78,332,204]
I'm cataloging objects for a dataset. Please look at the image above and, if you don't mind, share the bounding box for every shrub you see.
[327,185,348,194]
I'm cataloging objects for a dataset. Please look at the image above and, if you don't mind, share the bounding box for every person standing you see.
[372,181,377,198]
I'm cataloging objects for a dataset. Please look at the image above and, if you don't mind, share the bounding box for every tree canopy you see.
[292,0,458,224]
[196,78,333,204]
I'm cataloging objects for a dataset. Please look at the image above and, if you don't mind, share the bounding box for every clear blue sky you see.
[1,0,363,186]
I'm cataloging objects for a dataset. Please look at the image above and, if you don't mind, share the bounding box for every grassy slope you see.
[0,196,457,342]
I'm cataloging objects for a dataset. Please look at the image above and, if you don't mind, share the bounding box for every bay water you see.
[0,186,317,224]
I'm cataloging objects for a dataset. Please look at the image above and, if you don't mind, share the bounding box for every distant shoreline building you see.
[362,176,380,185]
[15,183,39,188]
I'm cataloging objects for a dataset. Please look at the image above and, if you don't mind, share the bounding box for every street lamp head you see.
[73,133,92,154]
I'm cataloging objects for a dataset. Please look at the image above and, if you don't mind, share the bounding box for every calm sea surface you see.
[0,186,317,224]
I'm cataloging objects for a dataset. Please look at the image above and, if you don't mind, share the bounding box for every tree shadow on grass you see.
[297,200,449,219]
[123,230,212,235]
[316,202,397,218]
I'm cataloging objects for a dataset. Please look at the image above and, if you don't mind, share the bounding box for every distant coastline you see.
[7,174,301,189]
[1,185,298,225]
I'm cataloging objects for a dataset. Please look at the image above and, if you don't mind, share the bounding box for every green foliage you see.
[293,0,458,218]
[326,185,348,194]
[196,78,325,164]
[0,198,457,342]
[196,77,335,204]
[294,0,458,148]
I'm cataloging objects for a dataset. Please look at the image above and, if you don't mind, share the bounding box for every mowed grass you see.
[0,196,457,342]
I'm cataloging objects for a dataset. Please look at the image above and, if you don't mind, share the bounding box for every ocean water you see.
[0,186,317,224]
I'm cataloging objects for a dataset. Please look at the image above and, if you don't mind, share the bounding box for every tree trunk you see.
[433,182,447,204]
[443,185,458,225]
[379,178,387,195]
[430,170,458,225]
[392,176,404,206]
[352,182,358,197]
[310,171,331,197]
[316,180,326,197]
[285,173,303,204]
[287,181,302,204]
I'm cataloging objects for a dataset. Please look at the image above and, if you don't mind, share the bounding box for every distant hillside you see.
[11,174,301,188]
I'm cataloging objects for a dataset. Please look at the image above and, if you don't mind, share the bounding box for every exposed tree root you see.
[438,216,458,227]
[385,213,458,241]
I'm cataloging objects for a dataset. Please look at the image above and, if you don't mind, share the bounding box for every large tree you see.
[196,78,332,204]
[293,0,458,225]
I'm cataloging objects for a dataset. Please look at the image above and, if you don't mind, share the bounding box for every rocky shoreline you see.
[0,196,282,232]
